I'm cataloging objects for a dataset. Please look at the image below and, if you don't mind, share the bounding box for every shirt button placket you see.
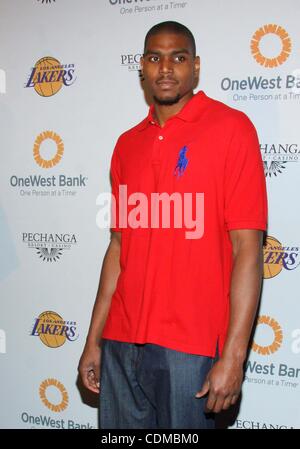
[152,132,164,161]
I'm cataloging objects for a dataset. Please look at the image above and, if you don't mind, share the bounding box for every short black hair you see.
[144,21,196,57]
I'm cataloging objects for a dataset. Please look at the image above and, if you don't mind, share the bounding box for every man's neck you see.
[153,91,194,127]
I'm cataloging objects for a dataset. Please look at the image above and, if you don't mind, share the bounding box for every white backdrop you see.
[0,0,299,429]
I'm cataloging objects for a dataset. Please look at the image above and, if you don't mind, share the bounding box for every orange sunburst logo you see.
[252,315,283,355]
[33,131,64,168]
[39,378,69,412]
[251,24,291,68]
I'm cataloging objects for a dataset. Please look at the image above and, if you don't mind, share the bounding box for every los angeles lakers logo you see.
[25,56,76,96]
[263,236,285,279]
[30,311,78,348]
[263,235,300,279]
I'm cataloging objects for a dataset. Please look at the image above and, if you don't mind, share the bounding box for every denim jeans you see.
[99,338,218,429]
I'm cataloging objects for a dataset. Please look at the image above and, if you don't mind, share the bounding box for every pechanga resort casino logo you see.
[261,143,300,177]
[233,419,294,429]
[251,24,292,68]
[30,311,78,348]
[263,235,300,279]
[34,131,64,168]
[22,232,77,262]
[252,315,283,355]
[121,53,143,72]
[39,379,68,413]
[25,57,75,97]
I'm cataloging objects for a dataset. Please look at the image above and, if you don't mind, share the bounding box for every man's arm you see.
[195,229,264,412]
[78,231,121,393]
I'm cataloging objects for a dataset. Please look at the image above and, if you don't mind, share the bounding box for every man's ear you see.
[194,56,200,76]
[139,56,145,81]
[140,56,144,74]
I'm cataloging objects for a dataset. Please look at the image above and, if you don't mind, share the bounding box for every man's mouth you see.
[156,79,178,89]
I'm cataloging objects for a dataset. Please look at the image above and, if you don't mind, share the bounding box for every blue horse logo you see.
[174,145,188,178]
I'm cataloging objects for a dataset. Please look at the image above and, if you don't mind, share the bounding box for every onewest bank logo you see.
[39,378,68,412]
[252,315,283,355]
[251,24,291,68]
[221,25,300,97]
[9,130,88,196]
[33,131,64,168]
[25,57,76,96]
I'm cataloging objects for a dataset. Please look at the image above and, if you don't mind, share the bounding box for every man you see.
[78,21,268,429]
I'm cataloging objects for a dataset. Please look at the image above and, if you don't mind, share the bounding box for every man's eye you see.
[174,55,186,62]
[149,56,159,62]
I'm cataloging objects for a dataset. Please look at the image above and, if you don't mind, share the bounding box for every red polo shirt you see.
[102,90,268,357]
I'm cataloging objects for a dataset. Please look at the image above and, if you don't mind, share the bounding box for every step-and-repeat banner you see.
[0,0,299,429]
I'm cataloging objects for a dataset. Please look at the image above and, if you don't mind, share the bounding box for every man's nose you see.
[159,57,173,73]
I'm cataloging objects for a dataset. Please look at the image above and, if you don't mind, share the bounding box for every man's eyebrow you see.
[143,50,161,56]
[171,49,190,55]
[143,49,191,56]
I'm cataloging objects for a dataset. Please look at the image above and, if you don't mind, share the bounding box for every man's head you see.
[140,21,200,106]
[143,21,196,58]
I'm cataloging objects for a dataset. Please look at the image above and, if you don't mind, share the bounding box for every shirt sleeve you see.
[110,140,123,232]
[224,113,268,231]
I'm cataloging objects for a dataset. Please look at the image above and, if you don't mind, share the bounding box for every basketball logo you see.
[263,235,284,279]
[30,310,78,347]
[37,311,66,348]
[33,57,63,97]
[25,56,76,96]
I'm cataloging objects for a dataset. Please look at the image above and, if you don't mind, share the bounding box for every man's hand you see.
[195,357,244,413]
[78,343,102,394]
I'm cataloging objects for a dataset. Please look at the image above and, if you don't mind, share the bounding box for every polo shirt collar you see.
[137,90,208,131]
